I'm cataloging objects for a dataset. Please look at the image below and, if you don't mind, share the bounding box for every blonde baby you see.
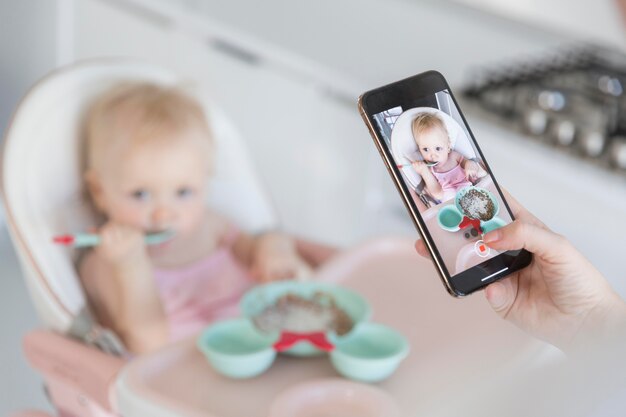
[410,112,486,202]
[79,83,324,354]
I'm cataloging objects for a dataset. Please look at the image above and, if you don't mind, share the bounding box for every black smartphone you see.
[358,71,532,297]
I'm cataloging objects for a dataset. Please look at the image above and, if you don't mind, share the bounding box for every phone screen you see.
[360,72,531,295]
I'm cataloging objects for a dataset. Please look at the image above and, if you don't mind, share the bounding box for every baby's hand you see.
[95,222,147,266]
[411,160,428,175]
[251,234,311,283]
[464,160,486,181]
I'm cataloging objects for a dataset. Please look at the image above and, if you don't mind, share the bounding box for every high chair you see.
[1,59,279,417]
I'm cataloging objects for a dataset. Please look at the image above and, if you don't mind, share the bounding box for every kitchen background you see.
[2,0,626,413]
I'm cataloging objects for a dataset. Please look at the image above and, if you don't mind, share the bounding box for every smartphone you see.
[358,71,532,297]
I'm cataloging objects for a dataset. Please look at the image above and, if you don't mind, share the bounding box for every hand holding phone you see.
[358,71,532,296]
[416,188,626,352]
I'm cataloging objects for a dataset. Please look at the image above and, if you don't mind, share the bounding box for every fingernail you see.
[483,229,501,243]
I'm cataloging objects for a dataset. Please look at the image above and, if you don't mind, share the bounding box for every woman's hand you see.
[415,190,626,352]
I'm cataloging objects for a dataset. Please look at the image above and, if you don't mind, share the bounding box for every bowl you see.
[437,204,463,232]
[328,323,409,382]
[197,318,277,379]
[241,281,371,356]
[455,186,499,221]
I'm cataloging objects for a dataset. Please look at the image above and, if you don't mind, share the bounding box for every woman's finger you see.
[483,219,568,263]
[414,239,431,258]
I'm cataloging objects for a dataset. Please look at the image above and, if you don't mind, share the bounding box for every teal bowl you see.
[241,281,371,356]
[329,323,410,383]
[197,318,278,379]
[455,186,499,221]
[437,204,463,232]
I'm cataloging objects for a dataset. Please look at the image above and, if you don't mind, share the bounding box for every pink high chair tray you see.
[268,378,400,417]
[117,237,542,417]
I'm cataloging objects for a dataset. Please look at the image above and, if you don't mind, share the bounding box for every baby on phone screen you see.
[410,112,487,202]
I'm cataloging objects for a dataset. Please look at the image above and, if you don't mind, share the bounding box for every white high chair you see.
[390,106,484,208]
[1,59,279,417]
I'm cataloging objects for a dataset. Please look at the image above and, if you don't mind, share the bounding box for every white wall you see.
[0,1,60,134]
[0,0,64,230]
[450,0,626,50]
[0,2,63,414]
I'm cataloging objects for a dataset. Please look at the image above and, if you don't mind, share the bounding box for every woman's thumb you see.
[483,220,565,261]
[485,279,516,317]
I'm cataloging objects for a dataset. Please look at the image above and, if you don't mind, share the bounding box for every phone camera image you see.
[372,91,513,277]
[360,72,531,296]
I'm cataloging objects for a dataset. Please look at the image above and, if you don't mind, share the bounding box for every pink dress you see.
[153,229,255,342]
[431,162,472,202]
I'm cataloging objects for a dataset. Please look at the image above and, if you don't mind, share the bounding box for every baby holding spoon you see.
[75,82,327,353]
[408,112,487,203]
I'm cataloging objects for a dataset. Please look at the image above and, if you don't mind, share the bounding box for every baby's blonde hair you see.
[83,82,212,172]
[411,112,450,146]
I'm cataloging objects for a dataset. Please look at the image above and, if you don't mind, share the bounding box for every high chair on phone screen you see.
[0,59,279,417]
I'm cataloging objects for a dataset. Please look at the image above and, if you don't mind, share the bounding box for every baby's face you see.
[415,126,451,165]
[90,128,211,239]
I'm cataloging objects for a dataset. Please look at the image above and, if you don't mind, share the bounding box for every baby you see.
[410,112,487,202]
[78,82,325,354]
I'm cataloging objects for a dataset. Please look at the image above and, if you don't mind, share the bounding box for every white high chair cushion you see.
[1,60,277,332]
[200,102,276,232]
[390,107,477,191]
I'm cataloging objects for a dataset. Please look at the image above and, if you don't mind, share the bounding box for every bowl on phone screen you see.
[455,186,499,222]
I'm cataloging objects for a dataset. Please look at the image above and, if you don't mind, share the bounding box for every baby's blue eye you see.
[422,147,429,152]
[435,147,442,151]
[177,187,193,199]
[131,189,150,201]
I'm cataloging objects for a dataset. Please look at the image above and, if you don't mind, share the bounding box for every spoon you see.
[53,230,174,248]
[396,161,439,169]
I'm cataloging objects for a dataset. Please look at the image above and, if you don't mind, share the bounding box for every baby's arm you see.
[293,238,338,268]
[461,156,488,181]
[412,161,444,201]
[211,209,328,281]
[232,229,312,282]
[79,223,168,354]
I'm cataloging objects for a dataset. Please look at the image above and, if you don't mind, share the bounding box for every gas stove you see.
[463,45,626,173]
